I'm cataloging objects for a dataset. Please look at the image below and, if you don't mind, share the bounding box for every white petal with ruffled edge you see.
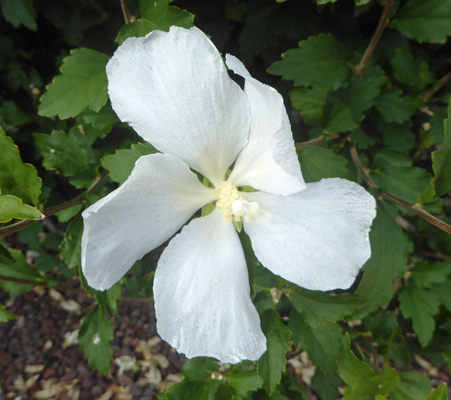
[154,209,266,363]
[81,153,215,291]
[226,54,305,195]
[107,27,250,186]
[244,178,376,291]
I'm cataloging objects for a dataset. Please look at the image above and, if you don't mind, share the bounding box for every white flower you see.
[81,26,376,363]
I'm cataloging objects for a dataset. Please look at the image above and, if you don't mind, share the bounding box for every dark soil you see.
[0,285,186,400]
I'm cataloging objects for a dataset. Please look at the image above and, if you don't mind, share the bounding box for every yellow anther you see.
[213,181,260,222]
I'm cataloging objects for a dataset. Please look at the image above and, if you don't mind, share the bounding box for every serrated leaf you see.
[60,216,83,268]
[226,368,263,398]
[391,0,451,43]
[324,76,384,132]
[374,87,422,123]
[371,150,431,203]
[378,120,414,152]
[290,310,341,374]
[291,289,366,325]
[0,101,30,130]
[0,247,43,297]
[0,126,42,205]
[297,146,354,182]
[390,371,432,400]
[427,383,449,400]
[258,309,291,394]
[0,303,17,322]
[268,34,350,90]
[39,48,109,119]
[34,130,90,176]
[0,0,36,30]
[430,102,451,196]
[355,210,411,318]
[182,358,219,381]
[399,286,439,347]
[78,306,114,375]
[101,142,157,184]
[165,380,213,400]
[289,88,328,121]
[338,335,400,400]
[116,0,194,45]
[0,194,43,223]
[391,47,433,91]
[311,370,341,400]
[411,261,451,288]
[79,266,122,317]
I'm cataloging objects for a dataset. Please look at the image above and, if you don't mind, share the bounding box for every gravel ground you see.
[0,285,186,400]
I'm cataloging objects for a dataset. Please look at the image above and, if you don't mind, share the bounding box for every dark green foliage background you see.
[1,0,451,398]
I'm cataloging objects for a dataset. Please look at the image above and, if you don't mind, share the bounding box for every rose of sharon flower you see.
[82,26,376,363]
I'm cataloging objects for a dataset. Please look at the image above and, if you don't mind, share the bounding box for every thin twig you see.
[421,70,451,102]
[355,0,396,77]
[0,171,108,238]
[295,132,340,148]
[120,0,132,24]
[350,145,451,235]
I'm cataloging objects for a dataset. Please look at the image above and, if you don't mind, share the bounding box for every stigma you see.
[213,181,259,222]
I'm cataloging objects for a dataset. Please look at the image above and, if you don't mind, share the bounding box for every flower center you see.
[213,181,260,222]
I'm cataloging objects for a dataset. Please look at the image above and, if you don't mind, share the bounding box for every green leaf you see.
[289,88,328,121]
[390,47,434,91]
[34,130,90,176]
[338,335,400,400]
[79,266,122,317]
[101,142,157,185]
[116,0,194,45]
[0,101,30,130]
[297,147,354,183]
[78,306,114,375]
[0,303,17,322]
[371,150,431,203]
[390,371,432,400]
[430,102,451,196]
[311,370,341,400]
[39,48,109,119]
[427,384,449,400]
[0,126,42,205]
[398,286,440,347]
[411,261,451,288]
[355,209,411,318]
[0,0,36,30]
[391,0,451,43]
[324,76,384,132]
[0,194,43,223]
[290,310,341,374]
[291,289,366,325]
[60,216,83,269]
[374,87,422,124]
[378,120,414,152]
[225,368,263,398]
[268,34,350,90]
[258,309,291,394]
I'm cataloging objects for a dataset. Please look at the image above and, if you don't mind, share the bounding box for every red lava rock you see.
[43,367,56,380]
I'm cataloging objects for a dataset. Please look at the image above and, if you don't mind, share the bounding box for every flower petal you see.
[154,209,266,363]
[244,178,376,290]
[82,153,215,291]
[226,54,305,195]
[107,27,250,186]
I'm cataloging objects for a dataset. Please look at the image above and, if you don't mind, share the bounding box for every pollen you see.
[213,181,259,222]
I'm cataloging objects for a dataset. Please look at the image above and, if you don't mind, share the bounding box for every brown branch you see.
[0,171,108,238]
[120,0,132,24]
[295,132,340,148]
[351,145,451,235]
[421,70,451,102]
[355,0,396,77]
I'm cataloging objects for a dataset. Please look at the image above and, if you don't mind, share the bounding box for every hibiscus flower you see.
[81,26,376,363]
